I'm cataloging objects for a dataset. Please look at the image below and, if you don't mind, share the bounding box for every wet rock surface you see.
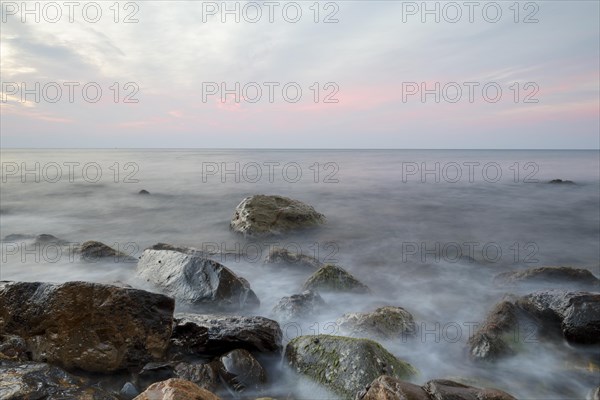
[137,249,260,311]
[285,335,417,398]
[302,264,370,294]
[218,349,266,393]
[494,266,599,288]
[336,306,417,340]
[0,361,118,400]
[272,290,325,322]
[230,195,325,236]
[0,281,174,372]
[171,314,283,356]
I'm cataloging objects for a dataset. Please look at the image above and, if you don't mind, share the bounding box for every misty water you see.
[1,149,599,399]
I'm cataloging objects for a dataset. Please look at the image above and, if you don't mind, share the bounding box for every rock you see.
[1,233,34,242]
[549,179,575,184]
[357,375,429,400]
[285,335,417,398]
[0,334,29,361]
[264,247,323,270]
[230,195,325,236]
[467,300,536,362]
[139,189,150,195]
[218,349,266,393]
[0,281,174,372]
[120,382,140,399]
[138,362,176,390]
[174,362,220,392]
[134,378,221,400]
[494,266,599,288]
[78,240,136,262]
[337,306,416,340]
[272,290,325,322]
[517,290,600,345]
[34,233,69,245]
[0,361,118,399]
[589,387,600,400]
[302,264,370,294]
[423,379,517,400]
[137,249,260,311]
[171,314,282,356]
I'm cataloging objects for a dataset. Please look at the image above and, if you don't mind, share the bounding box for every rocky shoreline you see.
[1,195,599,399]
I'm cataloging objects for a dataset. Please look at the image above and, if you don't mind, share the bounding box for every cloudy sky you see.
[1,1,598,148]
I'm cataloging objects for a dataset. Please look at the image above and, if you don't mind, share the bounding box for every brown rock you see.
[134,378,221,400]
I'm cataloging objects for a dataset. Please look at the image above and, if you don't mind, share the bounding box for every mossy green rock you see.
[302,264,370,294]
[284,335,417,398]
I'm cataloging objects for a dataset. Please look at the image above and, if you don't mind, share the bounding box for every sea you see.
[1,149,599,399]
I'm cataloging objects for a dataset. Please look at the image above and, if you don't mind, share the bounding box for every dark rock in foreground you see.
[285,335,416,398]
[230,195,325,236]
[272,290,325,322]
[0,281,174,372]
[137,249,259,311]
[171,314,282,357]
[337,306,416,340]
[0,361,118,399]
[494,266,599,288]
[218,349,266,392]
[358,376,517,400]
[302,264,370,294]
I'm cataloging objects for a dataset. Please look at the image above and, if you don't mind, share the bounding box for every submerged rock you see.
[136,249,260,311]
[134,378,221,400]
[264,246,323,270]
[272,290,325,322]
[171,314,282,356]
[33,233,70,245]
[302,264,370,294]
[494,266,599,288]
[138,189,150,195]
[517,290,600,345]
[230,195,325,236]
[549,179,575,184]
[0,361,118,400]
[285,335,416,398]
[337,306,416,340]
[0,281,174,372]
[78,240,136,262]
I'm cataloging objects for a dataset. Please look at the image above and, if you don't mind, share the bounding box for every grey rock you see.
[137,249,259,311]
[218,349,266,393]
[264,247,323,270]
[230,195,325,236]
[337,306,416,340]
[302,264,370,294]
[272,290,325,322]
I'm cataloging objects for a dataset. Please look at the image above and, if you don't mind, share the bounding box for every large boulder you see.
[337,306,416,340]
[423,379,517,400]
[170,314,282,357]
[302,264,370,294]
[230,195,325,236]
[285,335,416,398]
[494,266,599,288]
[0,281,174,372]
[136,249,259,311]
[134,378,221,400]
[0,361,118,400]
[264,246,323,270]
[272,290,325,322]
[517,290,600,345]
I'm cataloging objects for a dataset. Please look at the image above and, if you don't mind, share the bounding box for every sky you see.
[0,0,599,148]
